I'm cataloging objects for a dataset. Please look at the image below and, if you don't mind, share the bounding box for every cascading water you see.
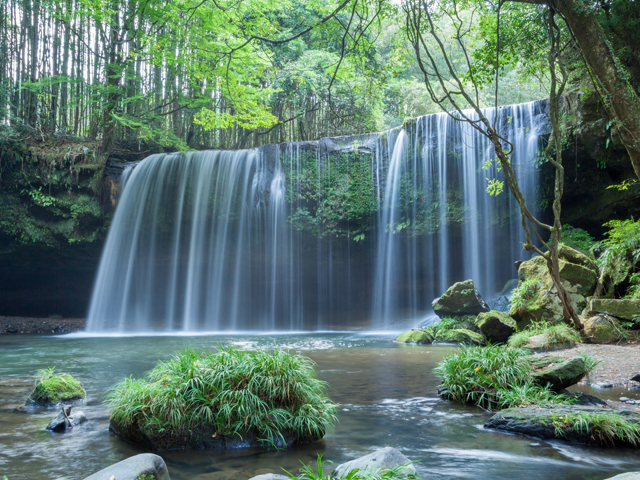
[86,100,547,333]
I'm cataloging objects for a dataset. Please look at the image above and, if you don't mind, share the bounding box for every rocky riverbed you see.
[0,316,85,334]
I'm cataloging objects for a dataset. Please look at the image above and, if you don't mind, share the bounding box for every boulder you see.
[248,475,288,480]
[432,280,490,317]
[510,253,598,326]
[485,405,640,446]
[631,373,640,383]
[525,355,567,369]
[523,333,576,351]
[604,474,640,480]
[532,356,588,390]
[26,372,86,407]
[590,299,640,322]
[46,407,88,432]
[583,315,621,343]
[559,245,598,273]
[395,329,433,344]
[83,454,170,480]
[475,311,516,343]
[434,328,485,346]
[332,447,416,478]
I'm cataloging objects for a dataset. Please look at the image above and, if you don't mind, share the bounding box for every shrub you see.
[560,224,596,257]
[27,367,86,405]
[597,218,640,271]
[434,345,568,410]
[107,346,338,450]
[507,322,580,349]
[552,411,640,446]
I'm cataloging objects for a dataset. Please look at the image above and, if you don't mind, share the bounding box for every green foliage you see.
[435,345,569,410]
[510,278,539,311]
[28,368,86,405]
[507,322,580,349]
[560,224,596,257]
[282,455,417,480]
[552,411,640,446]
[135,476,156,480]
[597,218,640,271]
[107,346,338,448]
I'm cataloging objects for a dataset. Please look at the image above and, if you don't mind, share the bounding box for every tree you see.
[403,0,584,329]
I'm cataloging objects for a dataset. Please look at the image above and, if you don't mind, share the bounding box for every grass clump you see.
[106,346,338,450]
[507,321,580,349]
[26,367,86,406]
[552,411,640,446]
[434,345,568,410]
[283,455,417,480]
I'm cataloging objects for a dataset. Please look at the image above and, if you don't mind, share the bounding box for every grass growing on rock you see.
[27,367,86,405]
[552,411,640,446]
[283,455,418,480]
[434,345,570,410]
[507,322,580,349]
[106,346,338,449]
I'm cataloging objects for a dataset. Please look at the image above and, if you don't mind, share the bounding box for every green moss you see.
[107,346,338,450]
[27,368,86,405]
[395,329,434,344]
[507,322,580,350]
[552,411,640,446]
[560,225,596,257]
[135,476,156,480]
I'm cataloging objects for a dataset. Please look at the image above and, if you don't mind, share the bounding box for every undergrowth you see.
[106,346,338,448]
[552,411,640,446]
[510,278,539,311]
[560,224,596,257]
[434,345,570,410]
[507,321,580,349]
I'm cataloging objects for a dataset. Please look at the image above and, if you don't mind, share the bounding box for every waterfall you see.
[86,101,547,333]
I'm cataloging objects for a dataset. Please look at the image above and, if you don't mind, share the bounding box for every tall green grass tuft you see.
[552,411,640,446]
[434,345,570,410]
[106,346,338,449]
[282,455,418,480]
[507,321,580,349]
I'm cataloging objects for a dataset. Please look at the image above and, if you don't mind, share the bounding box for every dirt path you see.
[0,316,85,334]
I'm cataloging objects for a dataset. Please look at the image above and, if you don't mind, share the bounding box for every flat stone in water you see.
[592,382,614,389]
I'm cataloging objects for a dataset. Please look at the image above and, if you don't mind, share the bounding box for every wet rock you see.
[475,311,516,343]
[570,393,608,406]
[333,447,416,477]
[395,329,433,344]
[592,382,614,389]
[46,407,88,432]
[583,315,621,343]
[432,279,490,317]
[631,373,640,383]
[603,473,640,480]
[532,356,588,390]
[83,453,171,480]
[620,397,631,403]
[485,405,640,446]
[434,328,485,346]
[590,299,640,322]
[248,475,288,480]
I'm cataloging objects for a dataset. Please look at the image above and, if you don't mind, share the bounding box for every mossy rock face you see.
[26,373,86,406]
[584,315,621,343]
[559,245,598,273]
[510,254,598,325]
[524,355,567,369]
[434,328,485,346]
[590,299,640,322]
[395,329,434,344]
[475,311,516,344]
[432,279,490,317]
[485,405,640,446]
[523,333,577,352]
[532,356,588,390]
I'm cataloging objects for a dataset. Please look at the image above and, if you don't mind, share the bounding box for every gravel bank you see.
[0,316,85,334]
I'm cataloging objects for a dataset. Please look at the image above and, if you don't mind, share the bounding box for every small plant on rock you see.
[552,411,640,446]
[510,279,539,311]
[507,321,580,349]
[26,367,86,406]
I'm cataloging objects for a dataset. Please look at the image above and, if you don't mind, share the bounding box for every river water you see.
[0,333,638,480]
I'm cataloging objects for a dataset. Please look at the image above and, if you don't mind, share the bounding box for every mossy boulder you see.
[525,355,567,369]
[475,311,516,343]
[583,315,621,343]
[395,329,434,344]
[26,371,86,406]
[434,328,485,346]
[510,251,598,326]
[532,356,588,390]
[523,332,577,351]
[559,245,598,272]
[590,299,640,322]
[485,405,640,446]
[432,279,490,317]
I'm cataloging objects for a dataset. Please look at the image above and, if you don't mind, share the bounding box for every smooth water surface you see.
[0,333,637,480]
